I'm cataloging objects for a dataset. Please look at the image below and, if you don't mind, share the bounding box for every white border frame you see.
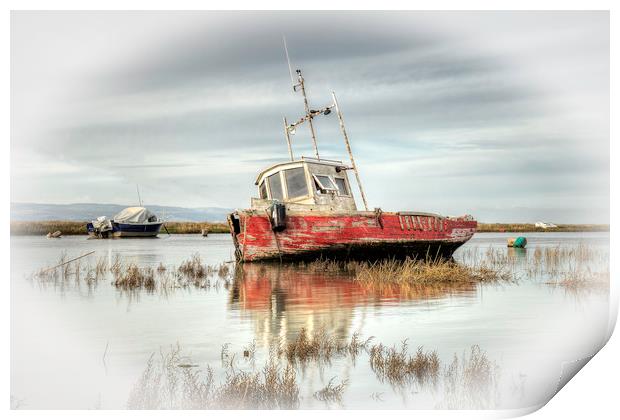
[3,2,616,420]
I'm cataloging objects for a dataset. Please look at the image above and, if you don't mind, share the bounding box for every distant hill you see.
[10,202,233,222]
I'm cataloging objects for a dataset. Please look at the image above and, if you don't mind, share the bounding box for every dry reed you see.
[369,341,440,386]
[127,324,509,410]
[127,344,299,409]
[352,258,509,297]
[32,253,235,294]
[442,345,499,409]
[313,377,347,406]
[280,327,371,364]
[476,223,608,233]
[113,264,156,291]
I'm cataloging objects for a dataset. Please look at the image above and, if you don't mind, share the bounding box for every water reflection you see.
[11,233,612,409]
[506,247,528,261]
[228,263,478,348]
[229,264,361,346]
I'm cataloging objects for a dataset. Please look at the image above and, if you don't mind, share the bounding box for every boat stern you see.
[227,211,244,261]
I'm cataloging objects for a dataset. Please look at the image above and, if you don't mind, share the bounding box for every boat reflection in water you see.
[228,263,478,348]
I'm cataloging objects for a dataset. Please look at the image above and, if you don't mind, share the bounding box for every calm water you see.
[10,232,610,410]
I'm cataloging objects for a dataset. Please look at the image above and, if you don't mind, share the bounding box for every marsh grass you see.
[313,377,347,406]
[525,244,608,278]
[33,253,105,293]
[128,329,504,410]
[127,344,299,409]
[32,253,234,294]
[357,258,506,283]
[113,264,156,291]
[294,257,510,299]
[476,223,608,233]
[280,327,372,364]
[457,244,609,294]
[163,222,229,234]
[546,268,610,294]
[442,345,500,409]
[369,341,440,386]
[178,254,208,279]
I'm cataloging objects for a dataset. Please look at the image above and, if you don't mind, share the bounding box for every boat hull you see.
[228,211,477,262]
[112,222,162,237]
[87,222,162,238]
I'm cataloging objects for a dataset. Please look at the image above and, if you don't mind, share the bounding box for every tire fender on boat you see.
[269,202,287,232]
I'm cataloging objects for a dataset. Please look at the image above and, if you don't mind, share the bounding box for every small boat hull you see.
[87,221,163,238]
[228,211,476,262]
[112,222,163,237]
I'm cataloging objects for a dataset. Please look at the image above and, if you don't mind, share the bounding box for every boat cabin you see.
[251,157,357,212]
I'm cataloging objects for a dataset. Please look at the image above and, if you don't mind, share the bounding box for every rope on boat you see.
[241,215,248,263]
[264,209,283,263]
[374,207,384,229]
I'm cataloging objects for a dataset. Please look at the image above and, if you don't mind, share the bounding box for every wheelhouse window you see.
[334,177,349,196]
[312,174,337,194]
[267,173,284,201]
[259,181,268,199]
[284,167,308,199]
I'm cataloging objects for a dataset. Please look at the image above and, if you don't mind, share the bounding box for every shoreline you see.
[477,223,609,233]
[9,221,609,236]
[10,221,230,236]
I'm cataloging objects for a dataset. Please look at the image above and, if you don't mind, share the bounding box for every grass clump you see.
[442,345,499,409]
[32,253,235,294]
[113,264,155,291]
[356,258,504,286]
[546,268,609,294]
[280,327,371,364]
[178,254,207,279]
[369,341,440,386]
[127,344,299,409]
[313,377,347,406]
[127,328,505,409]
[353,258,508,297]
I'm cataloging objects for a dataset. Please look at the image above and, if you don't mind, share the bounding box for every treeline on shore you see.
[10,220,230,236]
[477,223,609,233]
[10,220,609,236]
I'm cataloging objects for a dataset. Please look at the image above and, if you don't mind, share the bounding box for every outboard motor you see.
[269,202,287,232]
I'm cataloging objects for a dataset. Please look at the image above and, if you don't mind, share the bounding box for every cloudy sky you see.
[11,11,609,222]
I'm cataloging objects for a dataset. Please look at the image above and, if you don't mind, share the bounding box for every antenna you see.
[136,185,143,207]
[283,36,296,90]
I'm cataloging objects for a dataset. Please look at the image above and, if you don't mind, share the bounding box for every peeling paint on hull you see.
[228,211,477,262]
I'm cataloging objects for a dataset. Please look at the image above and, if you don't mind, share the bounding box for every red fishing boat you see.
[227,52,476,262]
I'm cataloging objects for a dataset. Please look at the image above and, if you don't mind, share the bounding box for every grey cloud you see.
[10,11,609,221]
[98,11,435,95]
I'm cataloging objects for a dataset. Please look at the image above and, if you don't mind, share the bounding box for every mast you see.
[295,70,320,160]
[283,37,322,160]
[136,184,143,207]
[283,116,294,161]
[281,38,370,210]
[332,92,369,211]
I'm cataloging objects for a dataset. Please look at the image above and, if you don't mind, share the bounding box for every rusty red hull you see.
[228,211,477,262]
